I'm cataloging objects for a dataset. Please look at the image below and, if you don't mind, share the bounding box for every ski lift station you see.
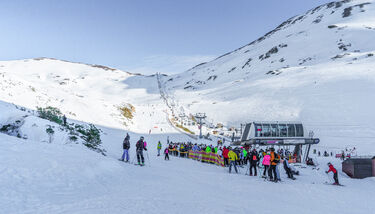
[238,122,320,145]
[233,122,320,162]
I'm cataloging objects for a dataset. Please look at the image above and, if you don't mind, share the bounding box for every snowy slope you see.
[162,0,375,154]
[1,133,375,214]
[0,57,177,135]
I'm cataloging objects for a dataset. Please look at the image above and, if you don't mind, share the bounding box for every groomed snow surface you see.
[1,132,375,214]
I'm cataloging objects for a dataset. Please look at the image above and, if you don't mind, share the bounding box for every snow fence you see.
[188,151,224,167]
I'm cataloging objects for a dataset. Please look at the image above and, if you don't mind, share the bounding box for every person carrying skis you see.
[249,149,259,176]
[157,141,162,156]
[121,133,130,162]
[164,147,169,160]
[228,147,238,174]
[136,136,147,166]
[326,162,339,185]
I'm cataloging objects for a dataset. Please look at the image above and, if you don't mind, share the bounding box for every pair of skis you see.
[324,182,344,186]
[118,159,147,166]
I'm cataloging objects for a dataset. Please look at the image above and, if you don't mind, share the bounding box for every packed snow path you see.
[1,134,374,214]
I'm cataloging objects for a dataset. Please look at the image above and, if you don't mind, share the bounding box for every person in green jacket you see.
[206,146,211,153]
[243,149,248,165]
[157,141,162,156]
[214,147,218,154]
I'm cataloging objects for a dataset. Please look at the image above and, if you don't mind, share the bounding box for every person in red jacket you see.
[223,146,229,167]
[326,162,339,185]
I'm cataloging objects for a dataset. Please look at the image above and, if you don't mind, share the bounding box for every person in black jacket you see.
[121,133,130,162]
[249,149,259,176]
[283,157,295,180]
[136,136,147,165]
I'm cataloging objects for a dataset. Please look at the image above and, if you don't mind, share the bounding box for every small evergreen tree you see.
[37,106,63,124]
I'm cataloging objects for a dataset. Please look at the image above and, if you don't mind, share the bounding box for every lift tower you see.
[195,113,207,139]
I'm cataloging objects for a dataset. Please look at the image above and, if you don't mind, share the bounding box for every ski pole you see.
[326,172,332,183]
[237,163,241,174]
[130,154,137,164]
[146,151,151,167]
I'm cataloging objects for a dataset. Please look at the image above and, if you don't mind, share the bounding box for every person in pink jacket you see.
[164,147,169,160]
[262,152,271,178]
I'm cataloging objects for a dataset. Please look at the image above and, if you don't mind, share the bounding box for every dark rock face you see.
[343,2,371,18]
[242,58,252,69]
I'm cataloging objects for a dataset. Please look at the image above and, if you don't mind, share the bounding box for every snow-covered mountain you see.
[161,0,375,154]
[0,57,178,135]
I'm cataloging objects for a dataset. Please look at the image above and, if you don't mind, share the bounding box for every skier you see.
[217,147,223,158]
[136,136,147,166]
[249,149,259,176]
[157,141,162,156]
[262,151,271,178]
[206,145,212,153]
[326,162,339,185]
[164,147,169,160]
[239,148,244,166]
[228,147,238,174]
[121,133,130,162]
[283,157,295,180]
[275,154,281,182]
[62,115,67,126]
[223,146,229,167]
[243,148,248,165]
[269,148,280,182]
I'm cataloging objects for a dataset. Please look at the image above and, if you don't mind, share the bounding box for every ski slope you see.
[1,132,374,214]
[162,0,375,155]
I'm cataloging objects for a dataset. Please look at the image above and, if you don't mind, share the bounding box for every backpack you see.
[274,154,280,163]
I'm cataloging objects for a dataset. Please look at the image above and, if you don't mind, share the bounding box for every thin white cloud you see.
[127,55,216,75]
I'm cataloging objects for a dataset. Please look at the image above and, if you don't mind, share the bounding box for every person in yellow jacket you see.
[228,147,238,173]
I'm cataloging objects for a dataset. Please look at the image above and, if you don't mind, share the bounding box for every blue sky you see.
[0,0,333,74]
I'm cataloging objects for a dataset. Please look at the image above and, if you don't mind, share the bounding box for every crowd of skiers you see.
[120,134,339,184]
[219,146,301,182]
[154,141,302,182]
